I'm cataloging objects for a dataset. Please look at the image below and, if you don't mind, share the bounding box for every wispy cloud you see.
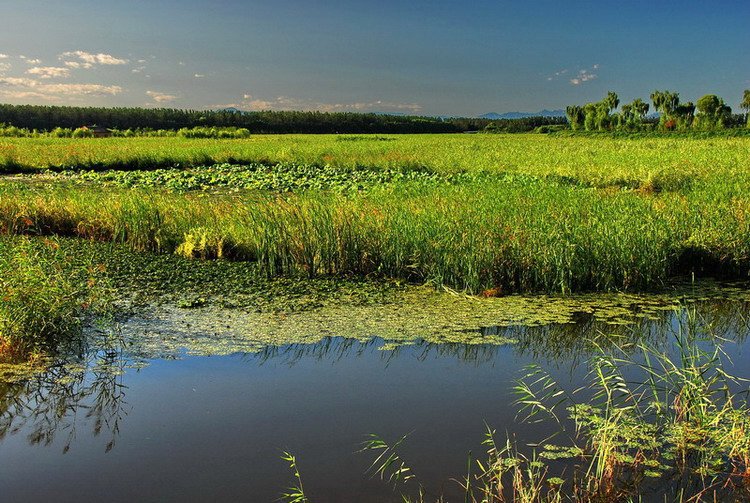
[0,90,53,100]
[0,62,11,73]
[194,74,205,78]
[26,66,70,79]
[0,77,38,87]
[146,90,177,103]
[40,83,121,95]
[569,65,599,85]
[547,69,568,81]
[0,54,9,59]
[221,94,422,114]
[0,76,122,97]
[24,58,42,64]
[59,50,129,69]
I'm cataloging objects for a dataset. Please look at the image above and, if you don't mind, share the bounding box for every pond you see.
[1,283,750,502]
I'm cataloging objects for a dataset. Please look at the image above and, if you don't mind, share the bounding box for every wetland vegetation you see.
[2,129,750,502]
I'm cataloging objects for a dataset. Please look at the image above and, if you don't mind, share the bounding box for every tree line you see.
[566,90,750,132]
[0,104,497,134]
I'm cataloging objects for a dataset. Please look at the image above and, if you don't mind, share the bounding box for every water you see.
[1,288,750,502]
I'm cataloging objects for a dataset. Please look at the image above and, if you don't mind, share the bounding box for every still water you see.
[1,287,750,502]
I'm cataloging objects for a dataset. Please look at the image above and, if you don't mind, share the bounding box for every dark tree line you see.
[484,116,567,133]
[0,104,486,134]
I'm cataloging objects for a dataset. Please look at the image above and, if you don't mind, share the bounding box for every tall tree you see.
[631,98,650,118]
[696,95,731,129]
[604,92,620,113]
[741,90,750,126]
[566,105,584,130]
[650,90,680,128]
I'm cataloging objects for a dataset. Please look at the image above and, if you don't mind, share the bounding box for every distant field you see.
[2,134,750,294]
[2,134,750,189]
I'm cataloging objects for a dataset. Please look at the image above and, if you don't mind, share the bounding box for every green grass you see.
[2,134,750,294]
[2,173,750,294]
[2,134,749,190]
[0,236,109,357]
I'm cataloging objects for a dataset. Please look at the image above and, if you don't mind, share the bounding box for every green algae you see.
[107,281,750,361]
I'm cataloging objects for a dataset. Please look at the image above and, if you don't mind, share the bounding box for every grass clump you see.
[0,237,109,357]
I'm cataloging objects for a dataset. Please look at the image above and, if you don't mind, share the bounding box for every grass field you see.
[2,134,750,189]
[1,134,749,296]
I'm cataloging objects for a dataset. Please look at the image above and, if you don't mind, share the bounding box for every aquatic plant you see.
[512,308,750,501]
[357,308,750,501]
[280,451,310,503]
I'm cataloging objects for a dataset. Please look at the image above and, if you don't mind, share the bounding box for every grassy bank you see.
[2,172,749,293]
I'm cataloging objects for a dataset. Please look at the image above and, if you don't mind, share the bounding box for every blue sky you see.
[0,0,748,116]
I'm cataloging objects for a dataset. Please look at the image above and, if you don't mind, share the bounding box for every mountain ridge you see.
[478,109,566,120]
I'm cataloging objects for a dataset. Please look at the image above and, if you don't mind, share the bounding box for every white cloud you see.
[0,54,9,59]
[132,66,146,73]
[26,66,71,79]
[569,66,599,85]
[40,83,122,95]
[146,90,177,103]
[0,62,11,73]
[60,50,129,67]
[546,69,570,82]
[0,90,53,100]
[194,74,205,78]
[0,77,39,87]
[178,61,185,66]
[25,58,42,64]
[0,76,122,97]
[64,61,92,69]
[215,95,423,114]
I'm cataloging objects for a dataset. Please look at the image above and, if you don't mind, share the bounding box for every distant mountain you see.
[217,107,245,114]
[479,109,566,120]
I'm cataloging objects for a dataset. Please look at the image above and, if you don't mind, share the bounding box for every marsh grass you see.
[1,175,748,293]
[2,134,750,293]
[0,236,109,357]
[512,308,750,501]
[280,451,310,503]
[2,135,749,192]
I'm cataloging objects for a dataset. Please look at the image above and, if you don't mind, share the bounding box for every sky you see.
[0,0,748,117]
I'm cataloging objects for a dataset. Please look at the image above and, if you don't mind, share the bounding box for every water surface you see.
[2,285,749,502]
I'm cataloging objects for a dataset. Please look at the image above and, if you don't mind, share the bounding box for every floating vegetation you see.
[102,279,750,361]
[56,163,483,193]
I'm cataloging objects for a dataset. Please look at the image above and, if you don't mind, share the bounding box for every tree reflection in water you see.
[0,295,747,456]
[0,350,129,454]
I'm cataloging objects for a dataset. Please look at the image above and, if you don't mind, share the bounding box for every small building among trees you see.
[80,126,112,138]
